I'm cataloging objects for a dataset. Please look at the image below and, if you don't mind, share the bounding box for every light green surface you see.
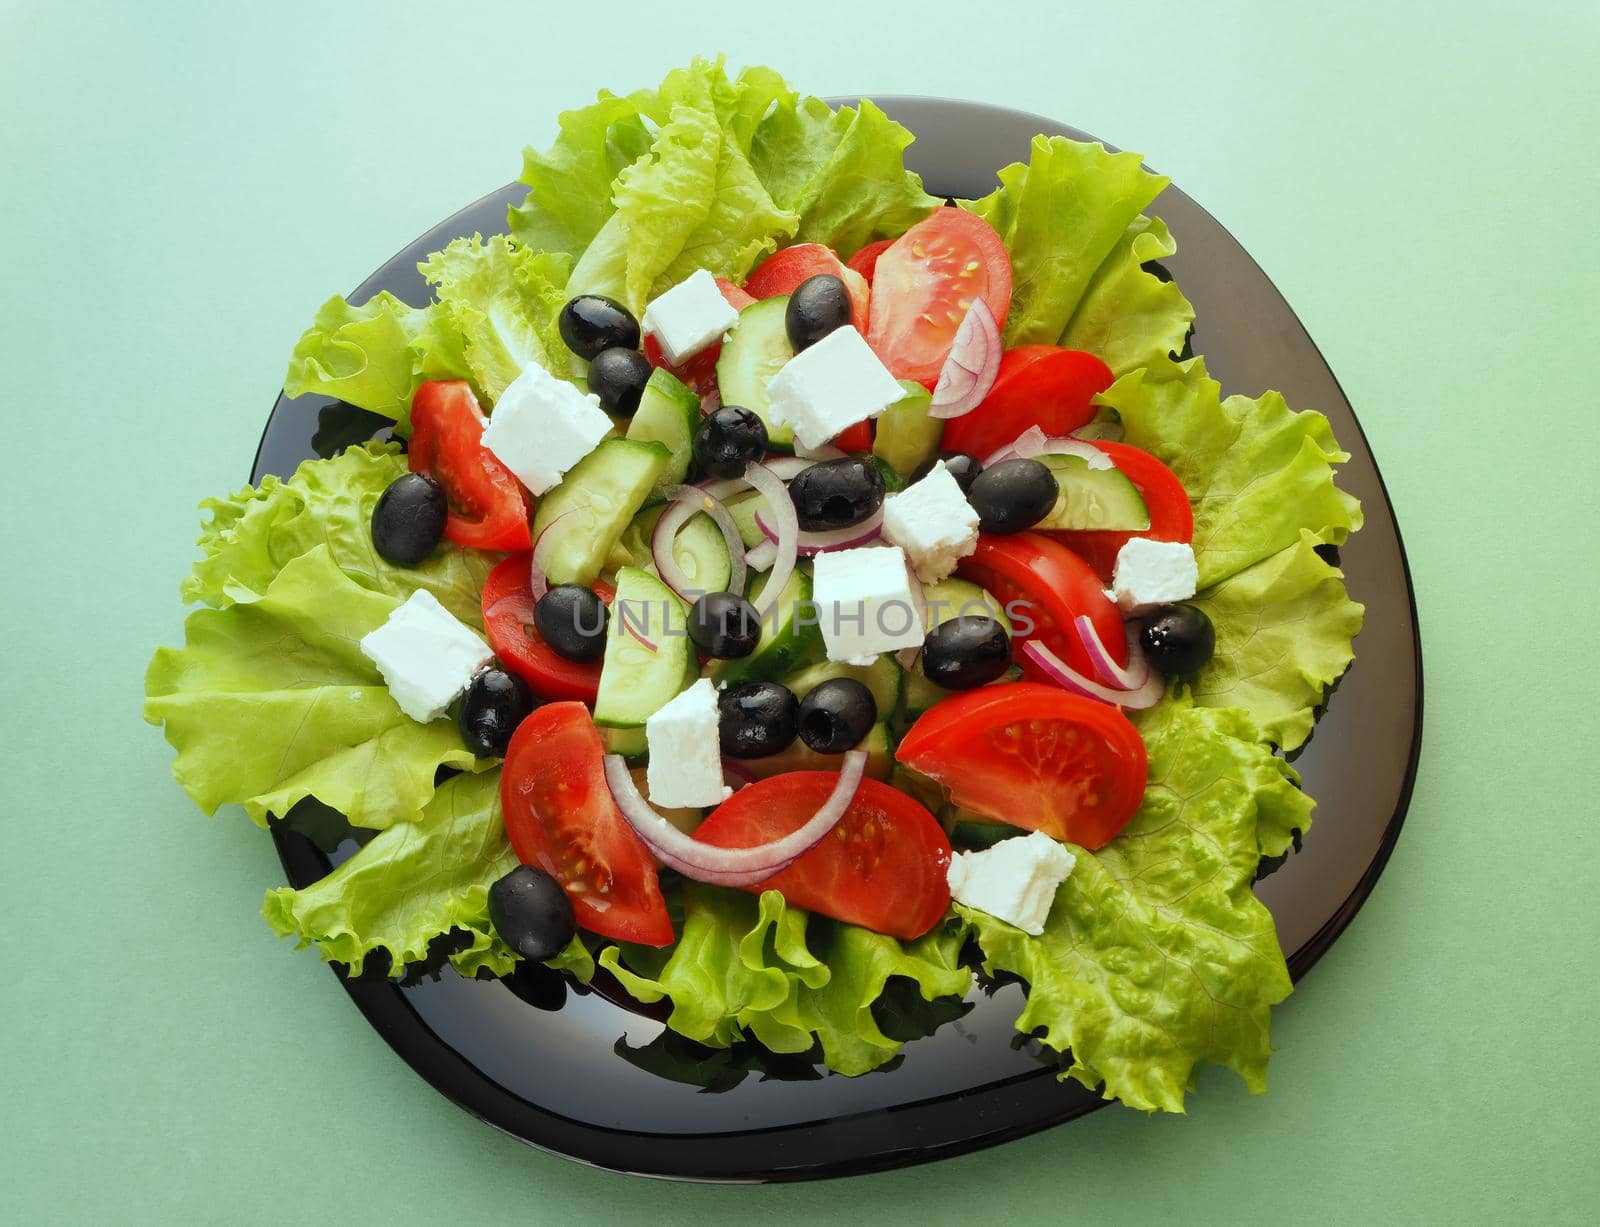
[3,0,1596,1220]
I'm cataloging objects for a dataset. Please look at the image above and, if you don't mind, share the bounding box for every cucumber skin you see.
[779,656,903,717]
[716,296,795,450]
[625,369,702,496]
[872,381,941,478]
[531,439,671,586]
[709,568,825,685]
[593,566,694,728]
[1037,454,1150,531]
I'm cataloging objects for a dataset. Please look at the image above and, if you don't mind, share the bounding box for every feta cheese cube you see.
[1110,538,1199,614]
[880,461,981,583]
[359,590,492,723]
[642,269,740,365]
[481,362,610,495]
[645,678,731,809]
[765,326,904,450]
[810,545,926,663]
[946,831,1076,935]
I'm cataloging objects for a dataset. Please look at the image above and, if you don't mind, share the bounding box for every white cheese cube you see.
[946,831,1076,935]
[645,678,731,809]
[765,326,904,450]
[359,590,493,723]
[881,461,981,583]
[1111,538,1199,614]
[481,362,610,495]
[642,269,740,365]
[810,545,926,663]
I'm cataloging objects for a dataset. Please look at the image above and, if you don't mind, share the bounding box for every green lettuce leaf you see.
[145,546,486,829]
[180,443,493,623]
[1060,215,1194,375]
[263,770,518,978]
[960,695,1310,1111]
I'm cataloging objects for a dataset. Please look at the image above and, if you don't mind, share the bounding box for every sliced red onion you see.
[695,476,747,501]
[620,616,658,653]
[760,456,812,480]
[1074,614,1150,690]
[794,440,848,461]
[1019,639,1164,710]
[929,299,1001,419]
[742,462,798,619]
[984,426,1114,470]
[653,485,747,600]
[603,751,866,886]
[528,509,576,601]
[744,539,778,570]
[756,505,883,555]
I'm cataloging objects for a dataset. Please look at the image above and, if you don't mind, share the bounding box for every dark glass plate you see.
[253,97,1422,1182]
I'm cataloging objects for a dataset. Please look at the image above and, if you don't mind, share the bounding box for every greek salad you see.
[146,60,1365,1113]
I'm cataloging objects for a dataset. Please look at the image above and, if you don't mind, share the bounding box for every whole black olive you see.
[371,472,448,566]
[691,405,768,479]
[1140,604,1216,675]
[488,865,576,962]
[688,592,762,658]
[559,294,641,361]
[588,346,653,415]
[458,667,537,757]
[534,584,609,663]
[785,274,853,351]
[788,457,885,531]
[966,458,1058,534]
[717,681,799,759]
[796,678,877,753]
[911,451,983,495]
[921,616,1011,690]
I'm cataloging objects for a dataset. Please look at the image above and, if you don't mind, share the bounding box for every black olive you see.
[688,592,762,658]
[796,678,877,753]
[966,458,1058,534]
[910,451,982,494]
[691,405,768,479]
[488,865,576,962]
[1140,604,1215,675]
[371,472,448,566]
[458,667,537,757]
[785,274,853,351]
[717,681,799,759]
[534,584,609,663]
[588,346,653,415]
[788,457,885,531]
[922,616,1011,690]
[559,294,641,361]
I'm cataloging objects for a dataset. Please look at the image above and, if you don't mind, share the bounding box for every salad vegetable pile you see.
[145,59,1364,1113]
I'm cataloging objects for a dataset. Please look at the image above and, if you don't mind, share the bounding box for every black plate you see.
[253,97,1422,1182]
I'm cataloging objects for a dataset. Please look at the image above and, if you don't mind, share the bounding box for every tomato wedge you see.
[846,237,895,282]
[1046,441,1194,581]
[833,420,872,451]
[643,276,754,395]
[743,243,870,331]
[408,380,531,550]
[897,683,1147,849]
[501,703,673,946]
[941,346,1114,460]
[958,532,1126,681]
[693,773,951,939]
[866,210,1011,386]
[481,555,613,702]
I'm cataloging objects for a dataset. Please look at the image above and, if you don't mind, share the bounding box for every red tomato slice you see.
[692,773,951,939]
[743,243,870,332]
[833,420,872,451]
[896,683,1147,849]
[501,703,673,946]
[958,532,1126,681]
[642,277,754,395]
[846,238,896,282]
[408,381,531,551]
[941,346,1114,460]
[1047,441,1195,581]
[866,210,1012,387]
[481,555,614,703]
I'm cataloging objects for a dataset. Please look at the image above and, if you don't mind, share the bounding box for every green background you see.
[3,0,1596,1220]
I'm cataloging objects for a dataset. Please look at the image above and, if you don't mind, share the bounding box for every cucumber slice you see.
[744,724,893,781]
[625,369,702,496]
[531,439,671,586]
[716,296,795,449]
[601,725,648,758]
[710,565,824,684]
[725,489,767,549]
[779,656,903,717]
[593,567,694,728]
[617,503,733,594]
[918,576,1012,634]
[872,381,940,478]
[1037,454,1150,531]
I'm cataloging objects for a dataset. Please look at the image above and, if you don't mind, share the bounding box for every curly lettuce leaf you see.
[960,695,1310,1111]
[145,546,486,828]
[1060,215,1194,375]
[263,770,517,978]
[180,443,493,622]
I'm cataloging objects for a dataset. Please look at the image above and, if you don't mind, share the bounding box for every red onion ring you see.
[928,300,1000,419]
[527,509,577,602]
[760,456,812,480]
[1018,639,1164,710]
[652,485,747,601]
[1074,614,1151,690]
[984,426,1115,469]
[744,539,778,570]
[756,505,883,555]
[620,615,657,653]
[794,440,848,461]
[742,462,798,619]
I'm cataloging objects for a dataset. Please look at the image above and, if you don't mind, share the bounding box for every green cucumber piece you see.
[625,369,702,495]
[1037,454,1150,531]
[593,567,694,728]
[871,381,941,478]
[918,576,1012,634]
[716,296,794,449]
[601,725,648,758]
[531,439,671,586]
[744,724,893,781]
[779,656,903,717]
[725,489,767,549]
[617,503,733,595]
[710,565,824,684]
